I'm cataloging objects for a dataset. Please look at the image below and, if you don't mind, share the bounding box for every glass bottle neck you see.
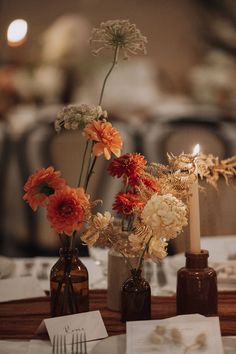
[185,249,209,268]
[131,268,142,278]
[59,247,78,257]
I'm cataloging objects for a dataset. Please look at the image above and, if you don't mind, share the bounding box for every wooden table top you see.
[0,290,236,339]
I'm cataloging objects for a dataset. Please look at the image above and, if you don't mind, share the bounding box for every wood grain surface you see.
[0,290,236,339]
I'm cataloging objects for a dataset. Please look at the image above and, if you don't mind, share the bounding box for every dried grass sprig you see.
[196,154,236,188]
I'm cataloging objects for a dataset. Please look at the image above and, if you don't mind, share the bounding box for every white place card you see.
[0,276,45,302]
[127,314,224,354]
[37,310,108,345]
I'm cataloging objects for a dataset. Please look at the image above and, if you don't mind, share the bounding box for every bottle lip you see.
[184,249,209,269]
[185,249,209,259]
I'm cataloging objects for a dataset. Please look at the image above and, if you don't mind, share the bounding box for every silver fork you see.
[52,334,67,354]
[72,329,87,354]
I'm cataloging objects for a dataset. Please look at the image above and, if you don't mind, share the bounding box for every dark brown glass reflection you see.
[50,248,89,317]
[121,268,151,322]
[177,250,217,316]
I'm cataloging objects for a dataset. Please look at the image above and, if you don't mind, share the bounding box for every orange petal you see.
[93,143,104,156]
[104,147,111,160]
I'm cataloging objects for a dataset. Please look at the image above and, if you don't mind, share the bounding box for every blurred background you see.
[1,0,236,257]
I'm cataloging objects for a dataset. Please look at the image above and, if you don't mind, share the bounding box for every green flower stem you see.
[137,235,153,271]
[52,279,63,315]
[78,140,89,187]
[85,156,97,192]
[69,278,79,312]
[98,44,119,106]
[59,234,65,248]
[81,44,120,192]
[70,232,75,250]
[127,215,134,232]
[83,144,93,190]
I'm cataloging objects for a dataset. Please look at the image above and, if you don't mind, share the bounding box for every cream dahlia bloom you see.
[147,238,168,262]
[142,193,187,240]
[81,212,113,247]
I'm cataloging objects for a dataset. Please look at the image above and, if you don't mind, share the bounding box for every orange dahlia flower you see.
[108,153,147,186]
[23,167,66,211]
[46,186,90,236]
[83,120,122,160]
[113,192,144,215]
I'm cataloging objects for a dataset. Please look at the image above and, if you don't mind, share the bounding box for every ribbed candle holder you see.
[176,249,218,316]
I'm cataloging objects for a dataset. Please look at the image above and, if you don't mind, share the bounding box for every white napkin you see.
[0,276,45,302]
[127,314,224,354]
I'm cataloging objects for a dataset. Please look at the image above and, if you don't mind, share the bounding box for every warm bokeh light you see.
[7,19,28,46]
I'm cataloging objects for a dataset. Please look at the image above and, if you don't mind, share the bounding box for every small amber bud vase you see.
[50,247,89,317]
[121,268,151,322]
[176,249,218,316]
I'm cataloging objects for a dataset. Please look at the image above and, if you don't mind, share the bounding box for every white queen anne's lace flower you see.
[55,104,107,132]
[142,193,187,240]
[90,19,147,59]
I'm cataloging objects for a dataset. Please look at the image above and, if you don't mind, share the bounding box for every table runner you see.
[0,290,236,339]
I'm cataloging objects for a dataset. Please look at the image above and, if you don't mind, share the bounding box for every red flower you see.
[141,176,160,193]
[46,186,90,236]
[108,153,147,186]
[23,167,66,211]
[113,192,144,215]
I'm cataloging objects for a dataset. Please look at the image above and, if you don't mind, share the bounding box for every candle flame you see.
[192,144,200,156]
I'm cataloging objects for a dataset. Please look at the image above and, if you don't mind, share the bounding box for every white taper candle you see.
[189,144,201,254]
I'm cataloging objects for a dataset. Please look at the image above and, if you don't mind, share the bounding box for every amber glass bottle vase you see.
[50,247,89,317]
[176,249,217,316]
[121,268,151,322]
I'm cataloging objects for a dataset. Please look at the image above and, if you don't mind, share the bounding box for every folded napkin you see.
[0,276,45,302]
[127,314,224,354]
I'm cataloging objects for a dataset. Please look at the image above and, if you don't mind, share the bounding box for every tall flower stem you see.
[85,156,97,192]
[137,236,153,271]
[78,141,89,187]
[98,45,119,106]
[83,45,120,191]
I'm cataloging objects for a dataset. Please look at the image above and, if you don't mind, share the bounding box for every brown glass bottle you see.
[176,250,217,316]
[121,268,151,322]
[50,248,89,317]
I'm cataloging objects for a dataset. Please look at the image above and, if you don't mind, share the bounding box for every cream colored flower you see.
[128,225,152,253]
[147,238,168,262]
[55,104,107,132]
[93,211,114,230]
[90,19,147,59]
[142,193,188,240]
[81,211,113,247]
